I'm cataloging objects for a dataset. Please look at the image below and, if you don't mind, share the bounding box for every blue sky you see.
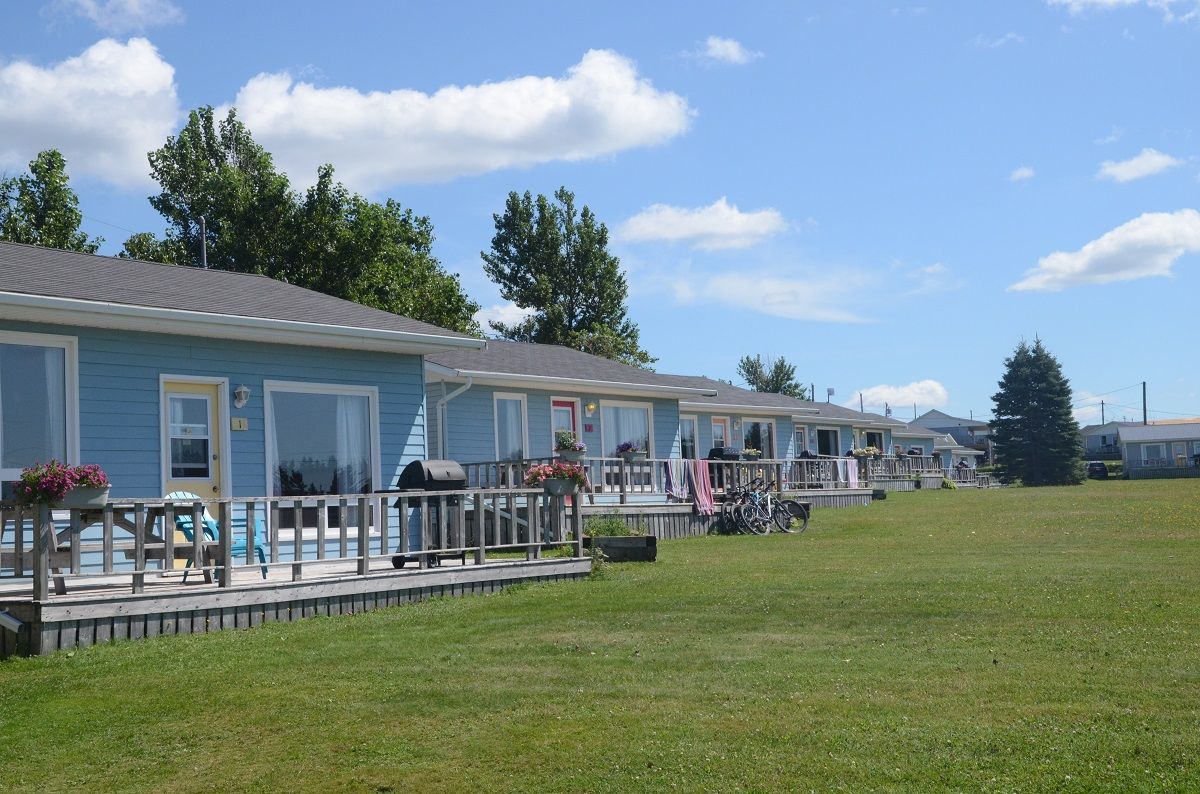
[3,0,1198,424]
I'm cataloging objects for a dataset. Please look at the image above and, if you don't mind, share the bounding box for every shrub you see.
[584,514,645,537]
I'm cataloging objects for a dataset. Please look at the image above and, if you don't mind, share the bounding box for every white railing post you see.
[32,504,51,601]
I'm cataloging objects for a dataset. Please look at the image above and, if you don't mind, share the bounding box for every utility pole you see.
[1142,381,1148,425]
[1101,400,1105,424]
[913,403,917,421]
[859,393,864,412]
[810,383,815,402]
[199,216,208,270]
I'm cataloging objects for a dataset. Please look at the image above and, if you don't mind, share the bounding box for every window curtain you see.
[267,392,282,495]
[496,399,524,460]
[604,406,649,455]
[335,395,370,493]
[1,344,67,472]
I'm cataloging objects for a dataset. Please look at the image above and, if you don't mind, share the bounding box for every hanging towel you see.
[847,458,859,487]
[689,459,715,515]
[664,459,689,501]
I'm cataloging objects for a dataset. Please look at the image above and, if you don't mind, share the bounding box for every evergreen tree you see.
[0,150,102,253]
[991,339,1084,486]
[736,354,807,399]
[481,187,654,367]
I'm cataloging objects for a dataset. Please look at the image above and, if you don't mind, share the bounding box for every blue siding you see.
[893,435,933,454]
[1,319,428,497]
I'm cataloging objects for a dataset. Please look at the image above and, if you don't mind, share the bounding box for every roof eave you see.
[425,364,718,399]
[0,291,485,355]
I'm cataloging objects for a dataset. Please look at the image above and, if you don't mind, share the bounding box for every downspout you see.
[434,377,472,460]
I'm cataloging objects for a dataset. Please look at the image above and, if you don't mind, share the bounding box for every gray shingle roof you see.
[0,241,472,340]
[427,339,713,392]
[668,375,865,418]
[1118,423,1200,443]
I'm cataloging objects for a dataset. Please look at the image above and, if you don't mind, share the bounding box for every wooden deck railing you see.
[0,487,583,600]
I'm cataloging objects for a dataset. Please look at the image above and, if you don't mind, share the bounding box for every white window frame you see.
[863,430,885,451]
[741,417,775,459]
[711,417,730,450]
[493,392,529,461]
[549,395,582,451]
[263,380,381,497]
[815,426,841,457]
[1141,443,1165,466]
[679,414,698,460]
[0,330,80,481]
[164,392,214,483]
[793,424,808,457]
[600,399,655,458]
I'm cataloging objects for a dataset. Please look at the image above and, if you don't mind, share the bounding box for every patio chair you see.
[166,491,269,581]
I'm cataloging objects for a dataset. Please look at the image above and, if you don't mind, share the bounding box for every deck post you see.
[291,500,303,582]
[219,501,233,588]
[473,492,486,565]
[32,504,51,601]
[572,496,584,558]
[357,496,370,576]
[619,459,628,505]
[132,502,146,594]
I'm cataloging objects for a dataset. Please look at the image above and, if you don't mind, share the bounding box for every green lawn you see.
[2,480,1199,791]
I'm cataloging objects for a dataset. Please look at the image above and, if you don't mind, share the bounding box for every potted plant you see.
[523,460,587,496]
[742,447,761,461]
[851,446,882,460]
[554,430,587,462]
[615,441,646,463]
[17,461,111,509]
[581,514,656,562]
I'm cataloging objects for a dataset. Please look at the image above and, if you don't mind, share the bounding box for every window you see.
[494,393,527,460]
[1142,444,1164,465]
[601,401,652,457]
[0,332,78,482]
[265,382,377,497]
[680,415,697,459]
[551,398,579,448]
[816,428,840,457]
[711,417,729,449]
[167,394,212,479]
[794,424,808,457]
[864,431,884,450]
[743,418,774,458]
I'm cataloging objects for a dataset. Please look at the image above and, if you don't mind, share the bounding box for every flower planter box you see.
[741,453,761,461]
[618,452,647,464]
[60,487,111,509]
[556,450,587,462]
[542,478,580,497]
[583,535,657,563]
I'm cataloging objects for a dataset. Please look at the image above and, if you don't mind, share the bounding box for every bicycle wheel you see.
[745,503,770,535]
[775,499,810,533]
[719,497,739,534]
[733,504,756,535]
[771,502,795,532]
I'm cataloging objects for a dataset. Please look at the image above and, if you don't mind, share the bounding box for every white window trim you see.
[159,375,233,496]
[679,414,698,459]
[600,399,655,458]
[262,379,382,497]
[164,392,215,483]
[549,395,582,451]
[793,424,808,458]
[0,330,80,481]
[863,429,886,450]
[815,426,842,457]
[493,391,529,461]
[741,417,776,458]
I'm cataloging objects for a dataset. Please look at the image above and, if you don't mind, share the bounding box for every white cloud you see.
[1010,209,1200,291]
[845,380,950,414]
[0,37,179,186]
[473,302,533,329]
[1094,126,1124,145]
[1009,165,1036,181]
[1096,147,1183,182]
[1047,0,1200,21]
[974,32,1025,47]
[228,49,692,190]
[903,262,963,295]
[619,197,786,250]
[679,267,873,323]
[52,0,184,32]
[1072,390,1106,423]
[697,36,763,65]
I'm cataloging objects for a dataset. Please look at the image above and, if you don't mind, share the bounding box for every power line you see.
[82,215,142,236]
[1070,382,1143,408]
[1102,402,1197,419]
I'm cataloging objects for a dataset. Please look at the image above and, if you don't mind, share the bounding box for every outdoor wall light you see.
[585,402,596,416]
[233,384,251,409]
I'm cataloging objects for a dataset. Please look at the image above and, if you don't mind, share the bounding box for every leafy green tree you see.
[991,339,1083,486]
[129,107,480,333]
[736,354,807,399]
[482,187,653,367]
[0,150,102,253]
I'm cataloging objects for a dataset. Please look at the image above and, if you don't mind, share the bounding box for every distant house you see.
[915,409,991,447]
[888,423,944,456]
[1118,423,1200,476]
[1078,421,1138,458]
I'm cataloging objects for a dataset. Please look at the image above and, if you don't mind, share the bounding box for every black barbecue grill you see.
[388,460,468,568]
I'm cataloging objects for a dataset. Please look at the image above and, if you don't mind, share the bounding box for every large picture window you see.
[494,393,527,460]
[743,418,774,458]
[602,402,652,457]
[265,382,378,497]
[0,332,78,482]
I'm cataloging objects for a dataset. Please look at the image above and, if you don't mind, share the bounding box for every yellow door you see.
[163,381,223,498]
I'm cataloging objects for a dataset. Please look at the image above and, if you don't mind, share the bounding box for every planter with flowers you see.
[851,446,882,460]
[524,460,587,497]
[615,441,646,464]
[741,447,762,461]
[554,430,588,462]
[17,461,111,509]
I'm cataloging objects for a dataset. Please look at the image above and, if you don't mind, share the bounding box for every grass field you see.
[2,480,1198,791]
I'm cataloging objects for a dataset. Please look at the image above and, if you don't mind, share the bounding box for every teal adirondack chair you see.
[166,491,269,581]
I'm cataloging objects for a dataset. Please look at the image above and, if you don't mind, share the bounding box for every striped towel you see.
[664,459,689,501]
[689,459,715,516]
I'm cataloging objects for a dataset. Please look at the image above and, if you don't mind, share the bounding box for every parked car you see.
[1086,461,1109,480]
